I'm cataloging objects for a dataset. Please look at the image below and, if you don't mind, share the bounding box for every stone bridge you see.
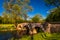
[16,23,45,35]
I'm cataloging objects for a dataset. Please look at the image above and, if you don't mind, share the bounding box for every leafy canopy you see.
[46,8,60,22]
[31,14,42,23]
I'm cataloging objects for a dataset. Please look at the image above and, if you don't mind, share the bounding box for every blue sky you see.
[0,0,4,16]
[0,0,54,18]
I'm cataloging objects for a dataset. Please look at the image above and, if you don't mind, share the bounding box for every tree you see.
[46,8,60,22]
[0,16,2,24]
[4,0,32,27]
[31,14,42,23]
[23,13,29,21]
[44,0,60,8]
[2,12,9,24]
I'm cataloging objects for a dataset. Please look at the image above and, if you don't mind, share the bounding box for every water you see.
[0,31,21,40]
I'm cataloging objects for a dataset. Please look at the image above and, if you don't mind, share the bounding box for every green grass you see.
[0,24,14,27]
[0,24,15,31]
[9,33,60,40]
[21,35,31,40]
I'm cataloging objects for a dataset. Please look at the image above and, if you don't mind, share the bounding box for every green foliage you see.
[3,0,32,23]
[31,14,42,23]
[44,0,60,8]
[9,33,60,40]
[0,16,2,24]
[0,24,15,31]
[46,8,60,22]
[1,12,15,24]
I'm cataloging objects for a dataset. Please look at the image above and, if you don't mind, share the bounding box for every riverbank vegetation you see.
[0,24,15,31]
[9,33,60,40]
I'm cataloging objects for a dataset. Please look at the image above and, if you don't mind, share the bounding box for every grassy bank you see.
[10,33,60,40]
[0,24,15,31]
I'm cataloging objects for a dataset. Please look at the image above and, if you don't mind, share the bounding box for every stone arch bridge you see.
[16,23,45,35]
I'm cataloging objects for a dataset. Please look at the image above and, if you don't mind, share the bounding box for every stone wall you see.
[45,23,60,33]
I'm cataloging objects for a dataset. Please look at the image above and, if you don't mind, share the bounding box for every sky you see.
[0,0,54,18]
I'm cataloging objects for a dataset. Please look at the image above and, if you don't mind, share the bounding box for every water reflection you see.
[0,30,23,40]
[0,31,13,40]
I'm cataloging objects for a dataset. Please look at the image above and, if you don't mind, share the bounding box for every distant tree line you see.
[0,13,44,24]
